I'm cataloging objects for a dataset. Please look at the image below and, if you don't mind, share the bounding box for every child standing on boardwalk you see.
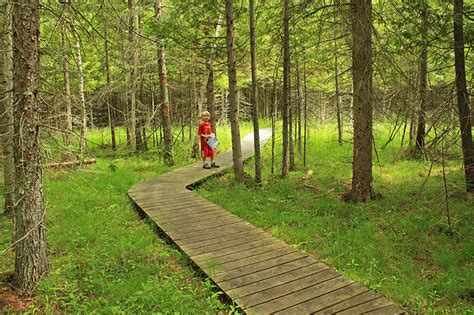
[198,111,220,169]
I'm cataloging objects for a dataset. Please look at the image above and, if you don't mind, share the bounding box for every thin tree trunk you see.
[289,74,295,171]
[0,0,14,215]
[346,0,374,202]
[303,57,308,167]
[282,0,290,177]
[225,0,244,181]
[76,38,87,154]
[128,0,138,152]
[104,29,116,151]
[205,13,223,133]
[250,0,262,183]
[454,0,474,192]
[415,0,428,153]
[296,57,302,154]
[60,3,72,148]
[12,0,48,294]
[335,53,342,144]
[206,62,216,135]
[156,0,174,165]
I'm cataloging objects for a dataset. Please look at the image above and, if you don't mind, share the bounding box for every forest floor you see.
[0,123,472,313]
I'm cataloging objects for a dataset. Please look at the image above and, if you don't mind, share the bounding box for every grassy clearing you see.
[198,124,474,313]
[1,122,255,313]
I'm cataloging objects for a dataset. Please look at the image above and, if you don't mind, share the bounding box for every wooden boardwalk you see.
[128,130,405,314]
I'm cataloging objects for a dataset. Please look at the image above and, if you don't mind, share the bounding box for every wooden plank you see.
[164,214,242,234]
[225,261,328,300]
[162,214,241,233]
[314,289,383,313]
[174,223,261,247]
[337,296,398,314]
[145,204,222,220]
[196,241,290,274]
[191,237,282,264]
[204,247,299,275]
[215,253,311,283]
[273,282,369,314]
[154,209,234,227]
[176,227,265,248]
[241,272,348,313]
[218,257,323,292]
[365,304,406,314]
[169,221,257,242]
[135,196,210,209]
[190,237,282,263]
[185,230,272,256]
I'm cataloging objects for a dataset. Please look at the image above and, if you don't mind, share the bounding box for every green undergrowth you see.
[1,122,255,313]
[197,124,474,314]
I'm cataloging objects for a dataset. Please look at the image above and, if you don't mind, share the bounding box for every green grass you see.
[0,122,255,313]
[197,123,474,313]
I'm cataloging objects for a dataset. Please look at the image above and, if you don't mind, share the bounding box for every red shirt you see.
[198,122,213,147]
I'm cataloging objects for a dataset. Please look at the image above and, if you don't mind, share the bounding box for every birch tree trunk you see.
[453,0,474,192]
[225,0,244,181]
[12,0,49,294]
[0,0,15,215]
[76,38,87,153]
[346,0,374,202]
[155,0,174,165]
[250,0,262,183]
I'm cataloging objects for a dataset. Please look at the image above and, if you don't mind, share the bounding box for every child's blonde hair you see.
[201,111,210,117]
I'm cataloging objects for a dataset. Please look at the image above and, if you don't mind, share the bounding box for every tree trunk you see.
[346,0,374,202]
[0,0,14,216]
[250,0,262,184]
[289,75,295,171]
[225,0,244,181]
[206,61,217,135]
[303,57,308,167]
[12,0,48,294]
[104,29,116,151]
[128,0,138,152]
[335,53,343,144]
[60,4,73,148]
[75,38,87,153]
[415,0,428,153]
[281,0,290,177]
[296,57,302,154]
[156,0,174,165]
[454,0,474,192]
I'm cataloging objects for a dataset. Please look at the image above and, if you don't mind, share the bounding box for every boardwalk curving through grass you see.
[127,130,404,314]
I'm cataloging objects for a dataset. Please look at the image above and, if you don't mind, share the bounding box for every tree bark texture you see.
[415,0,428,153]
[156,0,174,165]
[250,0,262,184]
[347,0,374,202]
[0,0,15,215]
[225,0,244,181]
[281,0,290,177]
[12,0,49,295]
[60,3,72,148]
[453,0,474,192]
[128,0,139,152]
